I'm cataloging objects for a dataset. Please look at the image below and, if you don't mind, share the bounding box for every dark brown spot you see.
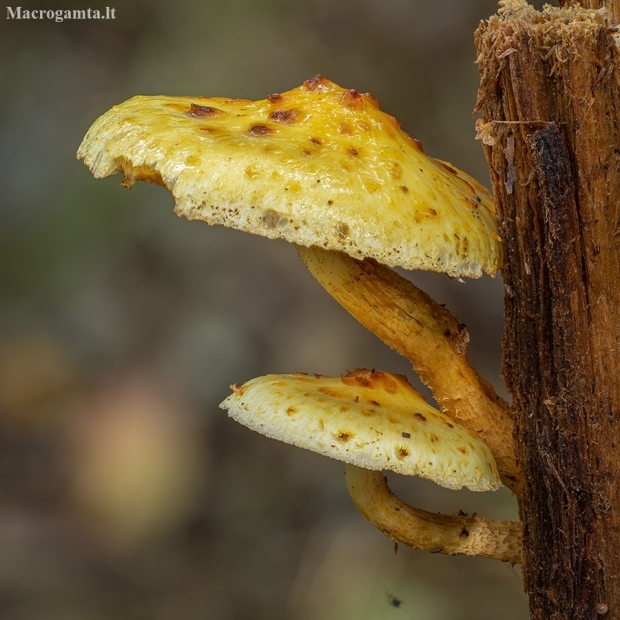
[401,185,408,192]
[304,74,330,92]
[414,413,427,422]
[267,93,282,103]
[369,400,380,407]
[427,208,437,216]
[342,89,363,109]
[310,137,322,145]
[398,448,409,458]
[354,396,359,403]
[328,200,334,205]
[337,432,351,441]
[430,434,439,443]
[446,422,454,428]
[188,103,224,118]
[249,124,273,136]
[460,527,469,538]
[303,149,313,157]
[401,432,411,438]
[270,108,300,123]
[348,147,359,157]
[458,447,467,454]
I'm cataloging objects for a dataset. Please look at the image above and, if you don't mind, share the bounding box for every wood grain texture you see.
[475,2,620,618]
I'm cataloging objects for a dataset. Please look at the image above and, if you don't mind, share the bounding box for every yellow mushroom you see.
[77,76,522,545]
[78,75,500,277]
[221,369,521,563]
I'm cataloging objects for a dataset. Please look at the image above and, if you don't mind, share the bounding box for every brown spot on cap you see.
[270,108,300,123]
[401,185,408,192]
[402,432,411,438]
[335,222,350,239]
[414,412,427,422]
[286,406,298,415]
[348,147,359,157]
[303,74,331,92]
[249,124,273,136]
[267,93,282,103]
[337,432,351,441]
[310,137,322,145]
[230,383,245,395]
[388,162,402,180]
[438,160,459,175]
[188,103,224,118]
[460,527,469,538]
[397,448,410,458]
[342,89,363,109]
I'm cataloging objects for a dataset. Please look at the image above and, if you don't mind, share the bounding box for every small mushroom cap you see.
[78,76,501,278]
[220,369,501,491]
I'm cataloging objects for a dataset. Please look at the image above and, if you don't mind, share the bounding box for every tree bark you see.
[474,1,620,618]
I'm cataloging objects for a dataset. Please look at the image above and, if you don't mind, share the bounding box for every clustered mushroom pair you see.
[78,75,522,566]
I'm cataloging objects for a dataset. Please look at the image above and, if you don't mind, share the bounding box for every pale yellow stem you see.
[297,244,521,495]
[345,463,522,564]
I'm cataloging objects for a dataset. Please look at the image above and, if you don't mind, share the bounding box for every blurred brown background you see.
[0,0,539,618]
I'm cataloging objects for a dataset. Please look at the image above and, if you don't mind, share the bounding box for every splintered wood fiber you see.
[475,2,620,619]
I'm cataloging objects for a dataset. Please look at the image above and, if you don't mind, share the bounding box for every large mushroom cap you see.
[220,369,501,492]
[78,76,501,278]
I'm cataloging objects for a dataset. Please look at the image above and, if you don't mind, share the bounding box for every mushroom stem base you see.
[344,463,522,565]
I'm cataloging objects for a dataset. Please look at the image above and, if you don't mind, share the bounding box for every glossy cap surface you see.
[221,369,501,491]
[78,76,501,277]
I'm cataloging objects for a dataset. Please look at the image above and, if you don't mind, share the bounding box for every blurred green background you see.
[0,0,535,618]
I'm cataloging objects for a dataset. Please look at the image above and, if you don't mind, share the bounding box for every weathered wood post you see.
[475,1,620,617]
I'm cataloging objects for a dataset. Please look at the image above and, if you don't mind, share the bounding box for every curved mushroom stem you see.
[345,463,522,564]
[297,244,521,496]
